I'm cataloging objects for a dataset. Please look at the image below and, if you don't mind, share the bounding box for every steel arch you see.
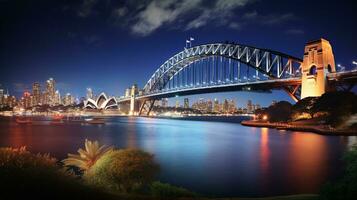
[143,43,302,93]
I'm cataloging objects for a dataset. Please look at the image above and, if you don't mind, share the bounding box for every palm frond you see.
[62,139,113,171]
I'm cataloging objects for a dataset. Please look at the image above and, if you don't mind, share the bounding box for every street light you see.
[353,61,357,69]
[337,64,345,72]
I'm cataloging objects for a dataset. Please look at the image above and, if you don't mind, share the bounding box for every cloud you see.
[186,0,252,30]
[285,28,304,35]
[77,0,98,18]
[242,11,296,25]
[73,0,298,36]
[131,0,202,36]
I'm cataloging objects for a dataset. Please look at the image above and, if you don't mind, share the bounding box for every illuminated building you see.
[46,78,56,106]
[84,92,118,109]
[223,99,229,113]
[213,98,220,113]
[161,98,168,108]
[32,82,41,106]
[0,88,3,107]
[54,90,61,105]
[175,100,180,108]
[228,99,237,113]
[184,98,189,109]
[23,91,31,108]
[207,99,213,112]
[86,88,93,99]
[247,100,253,113]
[63,93,74,106]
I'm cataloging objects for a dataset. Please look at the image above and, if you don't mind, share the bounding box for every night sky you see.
[1,0,357,107]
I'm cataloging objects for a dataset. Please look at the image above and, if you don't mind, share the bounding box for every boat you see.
[50,119,64,125]
[15,117,32,124]
[85,118,105,125]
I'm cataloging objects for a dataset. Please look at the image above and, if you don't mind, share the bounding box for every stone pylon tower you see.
[301,38,336,99]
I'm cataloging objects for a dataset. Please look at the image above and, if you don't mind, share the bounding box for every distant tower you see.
[301,38,336,99]
[86,88,93,99]
[32,82,41,106]
[184,98,189,109]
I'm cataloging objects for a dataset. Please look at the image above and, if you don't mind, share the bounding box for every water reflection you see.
[0,116,354,197]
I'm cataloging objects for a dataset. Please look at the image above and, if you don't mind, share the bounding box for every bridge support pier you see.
[139,99,156,116]
[301,38,336,99]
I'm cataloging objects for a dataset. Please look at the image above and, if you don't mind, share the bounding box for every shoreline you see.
[241,120,357,136]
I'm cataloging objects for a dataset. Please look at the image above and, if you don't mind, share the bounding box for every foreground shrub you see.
[63,139,113,172]
[85,149,159,193]
[0,147,118,200]
[149,181,197,198]
[320,145,357,199]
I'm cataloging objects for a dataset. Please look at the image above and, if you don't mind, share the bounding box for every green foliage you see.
[0,147,118,200]
[313,91,357,127]
[260,101,292,122]
[320,145,357,199]
[85,149,159,193]
[63,139,113,171]
[292,97,318,119]
[149,181,197,198]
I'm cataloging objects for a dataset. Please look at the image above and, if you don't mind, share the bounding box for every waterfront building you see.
[223,99,229,113]
[184,98,189,109]
[228,99,237,113]
[161,98,168,108]
[46,78,56,106]
[32,82,41,106]
[23,91,31,108]
[54,90,61,105]
[0,88,3,107]
[207,99,213,113]
[175,100,180,108]
[213,98,220,113]
[84,92,118,109]
[247,100,253,113]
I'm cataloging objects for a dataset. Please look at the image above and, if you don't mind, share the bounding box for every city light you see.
[262,115,268,121]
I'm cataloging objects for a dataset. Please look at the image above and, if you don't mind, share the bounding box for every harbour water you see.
[0,116,355,197]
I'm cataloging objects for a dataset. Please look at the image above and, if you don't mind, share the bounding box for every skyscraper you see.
[184,98,189,109]
[161,98,168,108]
[223,99,229,113]
[86,88,93,99]
[46,78,56,106]
[247,100,253,113]
[0,88,4,107]
[32,82,41,106]
[55,90,61,105]
[175,100,180,108]
[213,98,220,113]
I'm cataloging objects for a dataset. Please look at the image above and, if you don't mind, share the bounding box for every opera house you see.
[84,92,118,110]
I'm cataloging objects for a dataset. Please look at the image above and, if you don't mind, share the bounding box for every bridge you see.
[117,38,357,116]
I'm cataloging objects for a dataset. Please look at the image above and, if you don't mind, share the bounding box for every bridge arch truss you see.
[144,43,303,96]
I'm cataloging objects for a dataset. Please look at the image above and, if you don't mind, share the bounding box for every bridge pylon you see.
[301,38,336,99]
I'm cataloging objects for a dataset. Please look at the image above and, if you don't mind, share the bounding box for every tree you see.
[292,96,318,119]
[313,91,357,127]
[266,101,293,122]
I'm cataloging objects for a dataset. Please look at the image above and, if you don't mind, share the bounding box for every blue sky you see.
[0,0,356,107]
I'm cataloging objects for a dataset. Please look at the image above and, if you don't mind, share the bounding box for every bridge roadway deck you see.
[117,77,302,103]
